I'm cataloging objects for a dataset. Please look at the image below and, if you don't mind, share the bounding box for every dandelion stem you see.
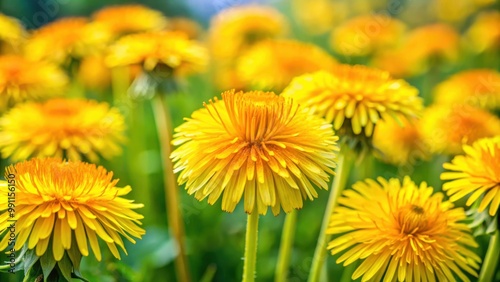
[275,209,298,282]
[152,94,191,282]
[308,146,354,282]
[243,211,260,282]
[478,228,500,282]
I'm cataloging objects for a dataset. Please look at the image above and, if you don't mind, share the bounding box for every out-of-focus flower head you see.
[78,54,112,90]
[0,55,67,110]
[327,176,481,282]
[373,118,429,166]
[209,5,288,60]
[106,31,208,77]
[433,0,495,23]
[464,11,500,54]
[330,14,406,57]
[92,4,168,38]
[25,17,111,64]
[171,90,339,215]
[0,13,26,54]
[291,0,349,35]
[0,98,126,162]
[420,104,500,155]
[167,17,203,39]
[236,39,337,91]
[441,136,500,217]
[433,69,500,110]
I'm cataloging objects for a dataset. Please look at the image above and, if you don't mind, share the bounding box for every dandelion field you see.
[0,0,499,282]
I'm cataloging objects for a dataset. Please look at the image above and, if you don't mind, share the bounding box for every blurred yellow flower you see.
[0,55,67,109]
[78,54,112,90]
[330,14,406,57]
[209,5,288,60]
[0,158,145,261]
[464,11,500,53]
[434,0,495,23]
[168,17,203,39]
[281,65,422,138]
[291,0,348,35]
[0,98,126,162]
[420,104,500,155]
[106,31,207,76]
[25,17,111,63]
[442,136,500,216]
[373,118,429,165]
[0,13,26,53]
[433,69,500,109]
[171,90,339,215]
[327,176,481,282]
[237,40,337,91]
[92,4,168,37]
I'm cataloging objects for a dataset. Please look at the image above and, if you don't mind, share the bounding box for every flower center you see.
[398,204,428,235]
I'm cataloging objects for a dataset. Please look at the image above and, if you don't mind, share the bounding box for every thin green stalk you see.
[478,229,500,282]
[275,209,298,282]
[308,147,354,282]
[152,94,191,282]
[242,211,260,282]
[111,67,129,104]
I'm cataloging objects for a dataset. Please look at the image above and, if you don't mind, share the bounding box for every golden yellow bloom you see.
[291,0,349,35]
[209,5,288,60]
[327,176,481,282]
[168,17,202,39]
[281,65,422,137]
[78,54,111,90]
[106,31,207,76]
[433,69,500,109]
[434,0,495,23]
[0,13,26,53]
[171,90,338,215]
[420,104,500,155]
[92,4,168,36]
[0,158,145,261]
[0,55,67,109]
[373,118,429,165]
[464,11,500,53]
[237,40,337,91]
[0,98,126,162]
[25,17,111,63]
[330,14,406,57]
[442,136,500,216]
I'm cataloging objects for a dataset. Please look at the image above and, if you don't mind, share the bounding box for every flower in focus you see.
[464,11,500,53]
[420,104,500,155]
[330,14,406,57]
[209,5,288,60]
[106,31,208,76]
[0,158,145,262]
[25,17,111,63]
[433,69,500,109]
[373,118,429,165]
[0,55,67,109]
[171,90,339,215]
[291,0,348,35]
[236,40,337,91]
[92,4,168,37]
[281,65,422,138]
[441,136,500,216]
[0,98,126,162]
[327,176,481,282]
[0,13,26,53]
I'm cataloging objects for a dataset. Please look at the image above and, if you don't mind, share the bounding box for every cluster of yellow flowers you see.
[0,1,498,282]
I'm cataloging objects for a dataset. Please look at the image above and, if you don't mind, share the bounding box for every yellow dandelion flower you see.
[25,17,111,63]
[441,136,500,216]
[106,31,207,76]
[373,118,429,165]
[434,69,500,109]
[0,55,67,109]
[330,14,406,57]
[0,158,145,262]
[327,176,481,282]
[464,11,500,53]
[209,5,288,60]
[237,40,337,91]
[92,4,168,36]
[78,54,111,90]
[281,65,422,138]
[291,0,349,35]
[167,17,202,39]
[0,13,26,53]
[420,104,500,155]
[171,90,339,215]
[0,98,126,162]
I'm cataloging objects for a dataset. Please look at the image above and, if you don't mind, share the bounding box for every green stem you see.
[111,67,129,104]
[152,94,191,282]
[275,209,298,282]
[478,229,500,282]
[242,211,260,282]
[308,147,354,282]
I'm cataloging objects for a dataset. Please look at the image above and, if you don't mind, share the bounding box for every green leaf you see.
[22,260,43,282]
[23,247,40,277]
[67,237,82,272]
[56,253,72,281]
[40,247,57,281]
